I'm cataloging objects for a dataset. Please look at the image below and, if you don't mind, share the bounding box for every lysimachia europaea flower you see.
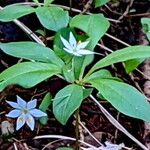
[60,32,102,56]
[6,96,47,131]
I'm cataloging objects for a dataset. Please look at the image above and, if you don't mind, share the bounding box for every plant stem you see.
[75,109,80,150]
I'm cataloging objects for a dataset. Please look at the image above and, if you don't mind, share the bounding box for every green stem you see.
[75,109,80,150]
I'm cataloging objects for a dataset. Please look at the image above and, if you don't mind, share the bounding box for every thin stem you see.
[34,135,97,149]
[90,95,149,150]
[79,121,103,146]
[75,109,80,150]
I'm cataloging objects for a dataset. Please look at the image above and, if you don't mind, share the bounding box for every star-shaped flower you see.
[60,32,99,57]
[6,96,47,131]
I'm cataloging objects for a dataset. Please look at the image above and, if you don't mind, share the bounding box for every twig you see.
[13,143,18,150]
[136,69,150,81]
[34,135,97,149]
[82,0,93,14]
[97,43,113,53]
[127,13,150,17]
[75,109,80,150]
[1,2,133,47]
[118,0,134,21]
[90,95,148,150]
[79,121,103,146]
[105,33,131,47]
[42,139,62,150]
[8,2,120,23]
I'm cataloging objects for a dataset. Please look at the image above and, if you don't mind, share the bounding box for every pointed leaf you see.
[36,7,69,31]
[90,79,150,122]
[90,46,150,73]
[0,42,64,68]
[94,0,110,7]
[70,14,110,49]
[39,93,52,125]
[0,4,35,22]
[44,0,54,6]
[124,58,145,73]
[53,84,83,125]
[83,69,112,82]
[0,62,60,92]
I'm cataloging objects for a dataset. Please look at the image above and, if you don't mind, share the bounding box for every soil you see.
[0,0,150,150]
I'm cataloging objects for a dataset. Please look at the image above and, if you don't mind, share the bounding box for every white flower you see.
[60,32,98,57]
[6,96,47,131]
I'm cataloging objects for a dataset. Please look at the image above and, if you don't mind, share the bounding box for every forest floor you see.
[0,0,150,150]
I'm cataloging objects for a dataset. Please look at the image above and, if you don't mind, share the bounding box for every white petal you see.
[78,49,96,55]
[69,32,77,49]
[27,99,37,110]
[29,109,47,118]
[25,114,35,131]
[73,52,82,56]
[16,113,26,130]
[6,109,21,118]
[60,36,72,50]
[17,96,27,108]
[76,41,89,50]
[63,48,74,55]
[6,101,20,109]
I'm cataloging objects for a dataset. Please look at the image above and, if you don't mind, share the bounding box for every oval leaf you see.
[36,7,69,31]
[70,14,110,49]
[39,93,52,125]
[0,42,64,68]
[0,62,60,91]
[90,79,150,122]
[0,4,35,22]
[94,0,110,8]
[53,84,83,125]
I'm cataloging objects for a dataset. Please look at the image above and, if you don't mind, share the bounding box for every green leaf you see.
[44,0,54,6]
[124,58,145,73]
[83,88,93,99]
[0,4,35,22]
[70,14,110,49]
[62,62,75,83]
[54,28,91,80]
[90,79,150,122]
[83,69,112,82]
[70,14,110,79]
[0,42,64,68]
[53,84,83,125]
[36,7,69,31]
[90,46,150,73]
[73,55,93,80]
[94,0,110,7]
[39,93,52,125]
[0,62,60,92]
[32,0,40,4]
[141,18,150,41]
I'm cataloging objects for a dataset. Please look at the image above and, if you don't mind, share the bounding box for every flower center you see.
[23,108,29,114]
